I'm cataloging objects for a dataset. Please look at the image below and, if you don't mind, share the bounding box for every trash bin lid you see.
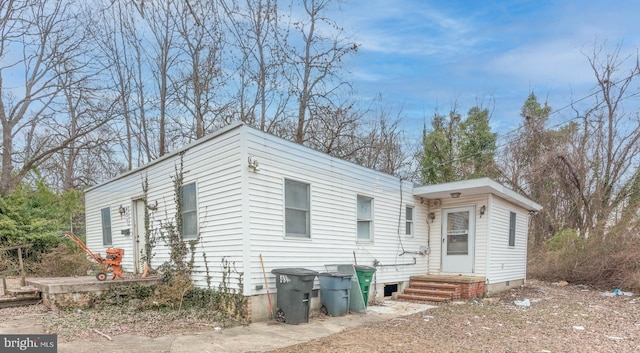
[271,267,319,276]
[354,265,376,272]
[318,272,353,279]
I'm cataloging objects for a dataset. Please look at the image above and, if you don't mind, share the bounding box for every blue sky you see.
[334,0,640,140]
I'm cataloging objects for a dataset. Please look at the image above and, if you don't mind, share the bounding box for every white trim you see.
[413,177,542,211]
[240,129,252,296]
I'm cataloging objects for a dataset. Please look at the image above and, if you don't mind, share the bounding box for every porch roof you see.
[413,177,542,212]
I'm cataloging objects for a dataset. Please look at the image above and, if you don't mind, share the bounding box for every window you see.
[285,179,310,238]
[357,196,373,240]
[101,207,112,245]
[508,212,516,247]
[182,183,198,240]
[405,206,414,236]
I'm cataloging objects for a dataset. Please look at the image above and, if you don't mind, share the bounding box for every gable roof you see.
[413,177,542,212]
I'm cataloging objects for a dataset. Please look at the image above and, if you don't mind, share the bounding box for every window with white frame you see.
[508,212,516,247]
[405,206,414,236]
[285,179,310,238]
[357,196,373,240]
[101,207,112,245]
[181,182,198,240]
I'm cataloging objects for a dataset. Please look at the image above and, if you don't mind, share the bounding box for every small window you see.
[357,196,373,240]
[182,182,198,240]
[508,212,516,247]
[405,206,414,236]
[285,179,310,238]
[101,207,112,245]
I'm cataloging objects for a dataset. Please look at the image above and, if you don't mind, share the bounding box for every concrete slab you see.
[25,276,159,309]
[27,276,160,294]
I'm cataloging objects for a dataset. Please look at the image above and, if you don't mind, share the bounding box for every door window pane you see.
[447,211,469,255]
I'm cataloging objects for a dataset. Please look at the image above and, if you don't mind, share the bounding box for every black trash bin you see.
[271,268,318,324]
[318,272,352,317]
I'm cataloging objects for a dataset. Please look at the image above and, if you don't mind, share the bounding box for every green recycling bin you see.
[354,265,376,308]
[271,268,318,324]
[318,272,352,317]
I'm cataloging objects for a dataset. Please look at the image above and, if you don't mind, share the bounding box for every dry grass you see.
[266,280,640,353]
[528,233,640,292]
[1,280,639,352]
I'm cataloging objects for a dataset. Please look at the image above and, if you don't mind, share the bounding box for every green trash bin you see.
[271,268,318,324]
[354,265,376,308]
[318,272,352,317]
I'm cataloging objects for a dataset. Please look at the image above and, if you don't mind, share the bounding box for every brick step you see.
[403,288,456,298]
[409,281,461,290]
[397,293,450,303]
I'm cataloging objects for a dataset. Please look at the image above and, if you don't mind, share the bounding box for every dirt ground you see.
[1,279,639,352]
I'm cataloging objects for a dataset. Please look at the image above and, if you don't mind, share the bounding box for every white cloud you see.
[487,40,594,88]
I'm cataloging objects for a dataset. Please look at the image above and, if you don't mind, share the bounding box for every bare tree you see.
[562,44,640,236]
[136,0,180,157]
[221,0,289,132]
[286,0,358,144]
[501,44,640,243]
[173,0,230,140]
[0,0,111,194]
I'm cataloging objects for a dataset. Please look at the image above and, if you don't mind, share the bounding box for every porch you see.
[397,275,486,303]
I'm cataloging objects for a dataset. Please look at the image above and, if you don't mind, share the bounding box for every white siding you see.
[242,128,429,296]
[486,194,529,283]
[87,124,432,296]
[86,127,245,290]
[427,195,489,276]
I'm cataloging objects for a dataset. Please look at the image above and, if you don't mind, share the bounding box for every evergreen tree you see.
[420,107,497,184]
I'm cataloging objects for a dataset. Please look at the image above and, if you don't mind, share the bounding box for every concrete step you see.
[5,287,40,298]
[397,293,450,303]
[0,295,41,309]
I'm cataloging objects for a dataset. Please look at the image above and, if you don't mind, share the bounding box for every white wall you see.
[427,195,489,276]
[486,194,529,284]
[86,126,246,289]
[87,124,431,298]
[242,127,430,297]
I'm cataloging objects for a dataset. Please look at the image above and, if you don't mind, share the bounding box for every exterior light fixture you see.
[450,192,461,199]
[248,155,260,172]
[428,212,436,223]
[480,205,486,217]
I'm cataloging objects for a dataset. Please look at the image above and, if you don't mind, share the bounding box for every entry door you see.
[132,199,147,274]
[441,206,475,273]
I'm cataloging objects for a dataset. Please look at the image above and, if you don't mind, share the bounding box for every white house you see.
[84,122,541,321]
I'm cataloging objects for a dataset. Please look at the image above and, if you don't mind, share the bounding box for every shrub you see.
[529,229,640,291]
[30,242,100,277]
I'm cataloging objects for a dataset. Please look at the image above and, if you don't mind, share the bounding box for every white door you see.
[132,199,147,274]
[441,206,475,274]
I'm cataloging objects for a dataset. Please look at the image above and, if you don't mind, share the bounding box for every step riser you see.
[403,289,456,298]
[409,281,461,290]
[400,281,469,303]
[397,294,449,303]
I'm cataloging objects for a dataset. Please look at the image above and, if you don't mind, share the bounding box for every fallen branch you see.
[93,329,112,341]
